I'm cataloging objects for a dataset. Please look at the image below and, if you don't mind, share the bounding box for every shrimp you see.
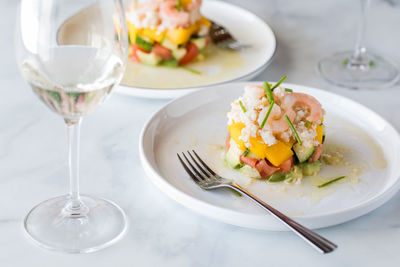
[160,0,190,27]
[267,108,296,134]
[281,93,322,123]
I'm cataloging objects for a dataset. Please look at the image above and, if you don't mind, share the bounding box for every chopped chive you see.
[181,66,201,75]
[263,82,274,104]
[239,100,246,113]
[271,75,287,90]
[177,0,181,11]
[260,101,274,129]
[305,121,311,128]
[285,115,302,145]
[318,176,346,188]
[244,148,250,157]
[285,88,293,92]
[322,135,326,143]
[342,58,349,65]
[369,61,375,68]
[230,188,242,197]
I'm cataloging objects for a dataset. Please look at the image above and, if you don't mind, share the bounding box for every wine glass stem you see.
[64,118,87,216]
[351,0,370,64]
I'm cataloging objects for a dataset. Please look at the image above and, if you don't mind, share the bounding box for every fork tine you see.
[191,150,217,176]
[177,153,201,183]
[187,151,211,178]
[182,152,206,181]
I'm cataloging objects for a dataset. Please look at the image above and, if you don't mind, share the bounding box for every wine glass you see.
[317,0,399,89]
[16,0,129,253]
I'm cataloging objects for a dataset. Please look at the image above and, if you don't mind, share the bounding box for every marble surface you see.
[1,0,400,266]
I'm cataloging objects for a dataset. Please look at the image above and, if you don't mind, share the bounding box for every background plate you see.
[58,0,276,99]
[140,82,400,230]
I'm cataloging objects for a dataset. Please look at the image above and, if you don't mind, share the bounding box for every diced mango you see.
[253,140,293,167]
[315,124,324,144]
[248,136,268,158]
[228,122,293,166]
[197,16,211,27]
[166,23,198,45]
[181,0,193,8]
[141,28,166,43]
[127,21,141,44]
[227,122,246,151]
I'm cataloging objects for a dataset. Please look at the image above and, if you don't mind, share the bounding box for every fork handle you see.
[230,183,337,254]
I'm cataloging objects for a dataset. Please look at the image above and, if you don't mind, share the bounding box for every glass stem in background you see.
[349,0,370,68]
[64,118,87,216]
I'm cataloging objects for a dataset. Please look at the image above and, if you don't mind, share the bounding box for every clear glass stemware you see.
[16,0,129,253]
[317,0,399,89]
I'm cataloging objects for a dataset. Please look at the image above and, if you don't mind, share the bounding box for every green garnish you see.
[369,61,375,68]
[177,0,181,11]
[260,101,274,129]
[285,115,302,145]
[239,100,246,113]
[135,35,153,52]
[49,91,61,103]
[268,172,286,182]
[271,75,287,90]
[318,176,346,188]
[70,92,80,101]
[285,88,293,92]
[160,59,179,67]
[342,58,349,65]
[243,149,250,157]
[230,188,242,197]
[305,121,311,128]
[322,135,326,143]
[263,82,274,104]
[181,66,201,75]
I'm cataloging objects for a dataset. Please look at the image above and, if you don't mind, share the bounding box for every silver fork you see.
[177,150,338,254]
[209,21,251,50]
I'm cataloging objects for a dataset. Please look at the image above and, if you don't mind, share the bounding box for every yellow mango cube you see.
[315,124,324,144]
[197,16,211,27]
[227,122,246,151]
[166,23,198,45]
[127,21,141,44]
[228,122,293,166]
[141,28,166,43]
[262,141,293,167]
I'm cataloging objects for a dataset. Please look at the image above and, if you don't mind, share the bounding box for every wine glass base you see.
[24,195,128,253]
[317,51,399,89]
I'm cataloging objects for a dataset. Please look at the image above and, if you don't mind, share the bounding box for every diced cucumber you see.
[225,139,243,169]
[135,35,153,52]
[161,38,178,50]
[136,50,161,66]
[191,37,206,50]
[171,48,187,61]
[160,59,179,67]
[293,143,315,163]
[239,165,262,179]
[268,172,286,182]
[299,160,321,176]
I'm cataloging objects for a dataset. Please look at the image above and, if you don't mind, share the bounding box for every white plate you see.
[117,1,276,98]
[139,82,400,230]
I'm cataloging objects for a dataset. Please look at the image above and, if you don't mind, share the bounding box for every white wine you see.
[20,46,124,122]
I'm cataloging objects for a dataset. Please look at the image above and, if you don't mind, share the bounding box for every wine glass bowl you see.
[16,0,129,253]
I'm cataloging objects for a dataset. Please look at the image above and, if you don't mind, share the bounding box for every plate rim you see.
[117,0,277,98]
[139,81,400,230]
